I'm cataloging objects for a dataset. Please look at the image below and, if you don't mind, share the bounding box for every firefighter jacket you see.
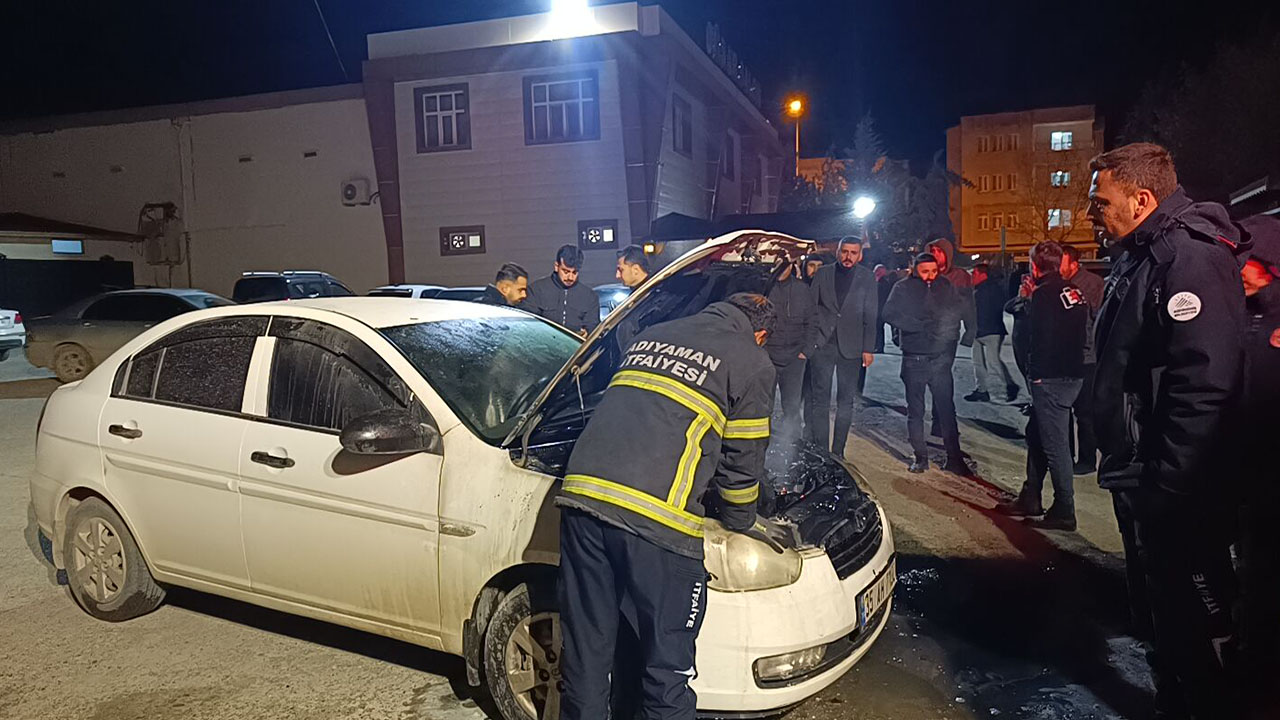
[527,274,600,334]
[557,302,776,559]
[1093,187,1252,495]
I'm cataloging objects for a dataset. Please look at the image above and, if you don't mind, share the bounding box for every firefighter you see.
[556,293,790,720]
[1089,143,1251,719]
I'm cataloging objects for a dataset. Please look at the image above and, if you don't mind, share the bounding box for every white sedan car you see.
[0,307,26,361]
[31,231,895,719]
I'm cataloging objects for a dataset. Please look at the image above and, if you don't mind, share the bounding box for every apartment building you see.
[0,3,782,297]
[946,105,1104,256]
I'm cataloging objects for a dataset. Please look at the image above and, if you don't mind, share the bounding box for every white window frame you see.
[992,214,1003,229]
[414,84,470,153]
[1051,170,1071,187]
[994,174,1005,192]
[1007,213,1019,229]
[523,70,600,145]
[1050,131,1074,151]
[1047,208,1073,228]
[978,214,990,230]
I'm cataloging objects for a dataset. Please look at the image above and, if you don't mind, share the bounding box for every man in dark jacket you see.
[1089,143,1250,720]
[874,264,894,353]
[1061,245,1105,474]
[478,263,529,306]
[966,263,1020,403]
[805,237,879,456]
[926,238,974,439]
[1234,215,1280,717]
[556,294,787,720]
[996,242,1088,530]
[767,261,815,441]
[527,245,599,335]
[883,253,965,473]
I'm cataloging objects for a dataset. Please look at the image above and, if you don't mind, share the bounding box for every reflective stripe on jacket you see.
[557,302,775,559]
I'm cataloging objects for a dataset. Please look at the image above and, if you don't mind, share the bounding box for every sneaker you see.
[1072,462,1096,476]
[996,498,1045,517]
[1027,514,1077,531]
[908,458,928,473]
[1006,385,1020,403]
[964,390,991,402]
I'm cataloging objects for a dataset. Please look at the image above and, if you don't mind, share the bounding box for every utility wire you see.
[312,0,349,82]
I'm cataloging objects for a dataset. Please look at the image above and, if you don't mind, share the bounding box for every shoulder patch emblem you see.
[1270,327,1280,349]
[1167,291,1202,322]
[1060,287,1084,309]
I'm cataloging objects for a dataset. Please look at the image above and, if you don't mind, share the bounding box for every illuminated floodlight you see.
[852,196,877,219]
[542,0,599,40]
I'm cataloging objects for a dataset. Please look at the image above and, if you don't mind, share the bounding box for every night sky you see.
[2,1,1276,170]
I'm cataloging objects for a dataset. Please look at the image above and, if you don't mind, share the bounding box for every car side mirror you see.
[339,407,442,456]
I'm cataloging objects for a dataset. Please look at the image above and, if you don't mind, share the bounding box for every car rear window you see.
[369,289,414,298]
[234,277,288,302]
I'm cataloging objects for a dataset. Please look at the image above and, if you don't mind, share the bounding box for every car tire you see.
[0,349,8,362]
[62,497,165,621]
[483,581,563,720]
[52,343,93,383]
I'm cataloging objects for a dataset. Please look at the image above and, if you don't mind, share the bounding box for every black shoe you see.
[908,458,928,473]
[1072,462,1096,476]
[996,498,1044,517]
[1019,404,1032,416]
[1027,514,1076,531]
[964,390,990,402]
[1006,385,1020,403]
[942,456,970,475]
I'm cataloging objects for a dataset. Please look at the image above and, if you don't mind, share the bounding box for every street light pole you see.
[794,119,801,177]
[785,96,804,178]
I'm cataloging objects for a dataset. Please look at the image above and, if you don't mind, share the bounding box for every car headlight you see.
[703,519,802,592]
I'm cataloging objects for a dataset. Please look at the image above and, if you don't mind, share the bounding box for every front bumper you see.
[692,505,895,714]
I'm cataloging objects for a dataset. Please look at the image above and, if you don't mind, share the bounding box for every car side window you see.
[141,295,197,321]
[115,317,268,412]
[267,338,401,431]
[326,281,354,297]
[82,295,132,321]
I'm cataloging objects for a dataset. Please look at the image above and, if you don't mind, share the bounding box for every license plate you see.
[857,557,896,628]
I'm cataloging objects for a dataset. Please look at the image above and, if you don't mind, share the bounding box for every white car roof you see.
[251,297,527,329]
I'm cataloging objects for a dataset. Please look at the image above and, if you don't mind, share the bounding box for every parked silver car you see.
[0,308,25,362]
[26,289,234,382]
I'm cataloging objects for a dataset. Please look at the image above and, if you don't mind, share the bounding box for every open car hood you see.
[501,230,814,448]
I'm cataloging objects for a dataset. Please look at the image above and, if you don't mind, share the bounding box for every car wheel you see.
[0,349,8,362]
[62,497,165,621]
[484,582,563,720]
[52,344,93,383]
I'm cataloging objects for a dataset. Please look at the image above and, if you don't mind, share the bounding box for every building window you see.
[414,84,470,153]
[977,136,989,153]
[1007,213,1018,229]
[1008,133,1019,151]
[440,225,486,256]
[51,238,84,255]
[978,214,990,230]
[1051,170,1071,187]
[992,214,1004,229]
[979,175,991,193]
[578,219,619,250]
[1047,209,1073,228]
[673,95,694,157]
[994,174,1005,192]
[1050,131,1074,151]
[1008,173,1018,191]
[721,131,738,180]
[523,70,600,145]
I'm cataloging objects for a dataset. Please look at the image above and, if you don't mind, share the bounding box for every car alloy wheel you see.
[53,344,91,382]
[504,611,563,719]
[69,515,127,604]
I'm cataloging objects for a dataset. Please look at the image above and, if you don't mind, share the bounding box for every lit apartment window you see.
[1050,131,1074,151]
[1007,213,1018,228]
[994,174,1005,192]
[440,225,486,256]
[523,70,600,145]
[1051,170,1071,187]
[992,214,1003,229]
[978,214,990,230]
[1047,209,1073,228]
[1008,173,1018,190]
[414,84,470,153]
[673,95,694,157]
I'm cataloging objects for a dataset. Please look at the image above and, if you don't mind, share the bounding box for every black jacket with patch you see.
[557,302,776,559]
[1093,187,1252,494]
[526,274,600,333]
[1027,272,1087,380]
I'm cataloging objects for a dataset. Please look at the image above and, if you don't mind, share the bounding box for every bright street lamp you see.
[784,95,805,177]
[852,196,877,219]
[543,0,598,40]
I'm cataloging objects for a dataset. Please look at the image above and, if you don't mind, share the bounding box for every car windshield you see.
[381,316,581,444]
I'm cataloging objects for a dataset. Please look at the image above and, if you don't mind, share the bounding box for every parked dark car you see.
[26,289,234,382]
[232,271,354,303]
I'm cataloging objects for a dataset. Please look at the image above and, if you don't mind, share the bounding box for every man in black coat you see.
[526,245,600,335]
[966,263,1020,403]
[804,237,879,456]
[1061,245,1105,474]
[478,263,529,307]
[996,242,1088,530]
[883,253,966,474]
[767,260,816,441]
[1234,215,1280,717]
[1089,143,1251,719]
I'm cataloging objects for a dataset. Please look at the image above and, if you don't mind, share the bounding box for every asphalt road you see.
[0,342,1153,720]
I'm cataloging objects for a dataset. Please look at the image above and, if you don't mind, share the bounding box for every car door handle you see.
[250,451,295,469]
[108,424,142,439]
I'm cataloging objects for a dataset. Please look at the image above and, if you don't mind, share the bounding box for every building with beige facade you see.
[0,3,781,305]
[946,105,1104,257]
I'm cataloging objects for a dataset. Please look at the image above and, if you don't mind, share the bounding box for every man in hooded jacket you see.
[1088,143,1251,720]
[926,238,976,444]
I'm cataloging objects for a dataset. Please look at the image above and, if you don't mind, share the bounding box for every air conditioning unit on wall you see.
[341,178,372,206]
